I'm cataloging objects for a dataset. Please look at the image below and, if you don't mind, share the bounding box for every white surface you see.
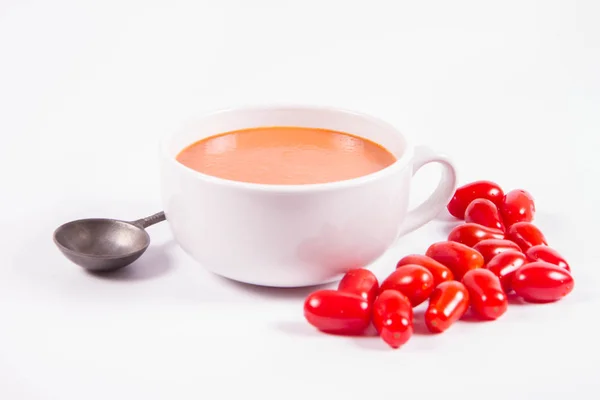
[160,105,456,287]
[1,0,599,398]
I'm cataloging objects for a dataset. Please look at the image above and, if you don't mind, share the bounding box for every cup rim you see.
[160,104,414,193]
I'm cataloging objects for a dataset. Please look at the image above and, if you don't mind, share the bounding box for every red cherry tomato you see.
[472,239,523,264]
[372,290,413,349]
[425,241,485,281]
[448,223,504,247]
[501,189,535,227]
[507,221,548,252]
[303,290,371,335]
[526,245,570,272]
[379,264,434,307]
[512,262,574,303]
[396,254,454,286]
[338,268,379,305]
[447,180,504,219]
[465,198,505,232]
[485,250,527,292]
[425,281,470,333]
[462,269,508,320]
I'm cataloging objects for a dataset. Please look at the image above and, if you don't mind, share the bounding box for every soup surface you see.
[176,126,397,185]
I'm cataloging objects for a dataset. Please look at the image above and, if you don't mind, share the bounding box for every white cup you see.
[160,105,457,287]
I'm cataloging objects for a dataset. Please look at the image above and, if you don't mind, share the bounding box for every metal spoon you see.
[53,211,166,273]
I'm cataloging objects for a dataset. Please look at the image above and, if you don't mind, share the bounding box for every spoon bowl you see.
[53,212,166,272]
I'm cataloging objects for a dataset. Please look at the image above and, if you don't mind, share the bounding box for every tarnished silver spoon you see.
[53,212,166,273]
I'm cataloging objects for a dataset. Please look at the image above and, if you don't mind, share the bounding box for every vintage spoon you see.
[53,211,166,273]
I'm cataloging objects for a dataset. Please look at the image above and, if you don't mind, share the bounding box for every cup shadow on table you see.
[85,240,178,282]
[216,276,334,301]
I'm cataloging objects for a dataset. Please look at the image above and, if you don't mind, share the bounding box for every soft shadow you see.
[275,321,322,337]
[352,336,390,351]
[276,321,402,351]
[361,323,379,337]
[507,293,532,306]
[276,321,378,339]
[459,309,488,323]
[353,323,420,351]
[435,208,460,222]
[412,309,434,335]
[86,240,177,282]
[436,221,459,237]
[216,276,334,300]
[351,325,389,351]
[434,208,460,236]
[506,292,566,306]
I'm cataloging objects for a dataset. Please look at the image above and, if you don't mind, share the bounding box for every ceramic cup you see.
[160,105,457,287]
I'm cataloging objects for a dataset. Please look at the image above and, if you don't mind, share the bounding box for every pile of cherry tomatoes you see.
[303,180,575,349]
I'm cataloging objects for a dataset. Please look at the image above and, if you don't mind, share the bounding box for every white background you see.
[1,0,599,398]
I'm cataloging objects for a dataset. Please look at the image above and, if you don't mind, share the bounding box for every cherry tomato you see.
[425,281,470,333]
[526,245,570,272]
[462,269,508,320]
[465,198,505,232]
[396,254,454,286]
[472,239,522,264]
[379,264,434,307]
[507,221,547,252]
[425,241,485,281]
[501,189,535,227]
[372,290,413,349]
[303,290,371,335]
[512,262,574,303]
[448,223,504,247]
[447,180,504,219]
[338,268,379,305]
[485,250,527,292]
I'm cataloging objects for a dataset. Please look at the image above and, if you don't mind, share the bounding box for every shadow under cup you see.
[159,105,456,287]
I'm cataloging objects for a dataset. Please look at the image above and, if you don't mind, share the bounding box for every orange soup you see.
[176,126,397,185]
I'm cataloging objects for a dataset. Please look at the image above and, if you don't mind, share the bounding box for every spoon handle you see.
[132,211,166,229]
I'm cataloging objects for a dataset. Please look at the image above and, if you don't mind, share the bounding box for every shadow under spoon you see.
[53,211,166,273]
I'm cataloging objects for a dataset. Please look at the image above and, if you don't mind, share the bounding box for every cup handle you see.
[396,145,458,238]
